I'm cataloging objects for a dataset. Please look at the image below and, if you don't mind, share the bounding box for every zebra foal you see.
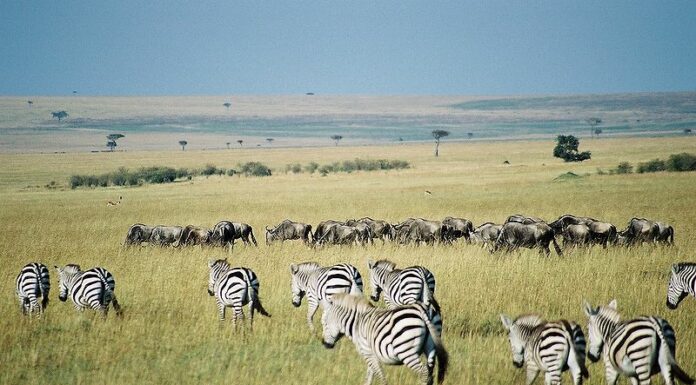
[321,293,448,385]
[500,313,589,385]
[583,299,693,385]
[289,262,363,331]
[16,262,50,315]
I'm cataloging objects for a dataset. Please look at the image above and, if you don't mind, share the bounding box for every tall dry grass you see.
[0,137,694,384]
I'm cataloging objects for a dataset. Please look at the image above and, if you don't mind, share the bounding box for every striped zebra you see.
[208,259,270,327]
[321,293,448,385]
[290,262,363,331]
[583,299,694,385]
[16,262,50,315]
[500,314,589,385]
[55,264,122,318]
[667,262,696,309]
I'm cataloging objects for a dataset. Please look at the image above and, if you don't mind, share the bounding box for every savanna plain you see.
[1,137,695,385]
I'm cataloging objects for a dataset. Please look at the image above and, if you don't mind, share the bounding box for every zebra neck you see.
[597,313,619,342]
[213,267,230,282]
[65,272,83,291]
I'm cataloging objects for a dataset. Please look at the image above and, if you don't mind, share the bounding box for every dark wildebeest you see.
[124,223,153,247]
[397,218,445,245]
[178,225,213,247]
[505,214,545,225]
[149,225,183,247]
[313,220,344,243]
[493,221,562,256]
[315,224,360,246]
[549,214,617,248]
[211,221,258,248]
[442,217,474,243]
[621,217,660,245]
[560,224,592,248]
[655,221,675,245]
[470,222,502,248]
[354,217,394,243]
[265,220,313,245]
[344,219,374,245]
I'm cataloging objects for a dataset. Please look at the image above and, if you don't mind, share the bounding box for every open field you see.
[1,93,695,153]
[1,136,695,384]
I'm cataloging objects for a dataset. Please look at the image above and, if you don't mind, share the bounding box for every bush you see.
[226,169,237,176]
[553,135,591,162]
[637,159,666,173]
[304,162,319,174]
[201,164,225,176]
[615,162,633,174]
[666,153,696,172]
[238,162,272,177]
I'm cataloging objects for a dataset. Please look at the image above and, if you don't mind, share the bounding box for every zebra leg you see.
[217,300,226,321]
[232,305,244,329]
[363,355,386,385]
[526,365,540,385]
[111,294,123,317]
[248,300,255,329]
[544,370,562,385]
[306,296,319,331]
[658,344,675,385]
[403,356,431,385]
[604,362,620,385]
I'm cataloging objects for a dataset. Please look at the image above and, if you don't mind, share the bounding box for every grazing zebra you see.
[667,263,696,309]
[208,259,270,327]
[500,314,589,385]
[16,262,50,315]
[55,264,122,318]
[583,299,694,385]
[321,293,448,385]
[367,259,435,307]
[290,262,363,331]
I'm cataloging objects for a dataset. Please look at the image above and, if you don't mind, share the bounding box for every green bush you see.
[238,162,272,177]
[304,162,319,174]
[636,159,666,173]
[615,162,633,174]
[666,153,696,172]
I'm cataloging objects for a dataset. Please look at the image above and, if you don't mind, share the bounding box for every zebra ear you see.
[367,260,375,269]
[207,260,215,268]
[290,264,298,274]
[607,299,617,310]
[54,265,60,272]
[672,264,680,275]
[582,300,595,316]
[500,314,513,330]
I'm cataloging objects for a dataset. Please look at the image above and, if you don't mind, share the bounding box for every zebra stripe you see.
[583,300,694,385]
[321,293,448,385]
[367,259,435,308]
[55,264,122,318]
[501,314,588,385]
[208,259,270,327]
[290,262,363,331]
[16,262,50,315]
[667,262,696,309]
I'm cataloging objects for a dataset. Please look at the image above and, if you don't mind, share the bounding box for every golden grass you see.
[1,136,695,384]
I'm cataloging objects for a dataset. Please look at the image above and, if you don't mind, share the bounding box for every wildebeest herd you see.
[124,215,674,256]
[15,213,693,385]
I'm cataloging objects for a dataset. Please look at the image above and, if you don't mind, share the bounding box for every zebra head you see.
[289,263,318,307]
[667,264,690,309]
[367,260,395,302]
[500,314,542,368]
[54,264,81,302]
[583,299,618,362]
[321,293,374,349]
[208,259,230,296]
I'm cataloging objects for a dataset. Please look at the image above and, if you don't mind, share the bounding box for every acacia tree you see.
[106,134,125,152]
[432,129,449,157]
[330,135,343,146]
[106,140,118,151]
[226,142,231,149]
[179,140,188,151]
[553,135,591,162]
[223,102,231,109]
[266,138,274,145]
[237,139,243,147]
[594,128,603,136]
[51,111,69,121]
[587,118,602,138]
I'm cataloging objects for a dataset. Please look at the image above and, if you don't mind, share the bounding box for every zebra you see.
[500,313,589,385]
[207,259,270,327]
[55,264,122,318]
[16,262,50,315]
[321,293,448,385]
[667,262,696,309]
[290,262,363,331]
[583,299,694,385]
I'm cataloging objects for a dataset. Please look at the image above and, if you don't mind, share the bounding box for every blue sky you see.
[1,1,695,95]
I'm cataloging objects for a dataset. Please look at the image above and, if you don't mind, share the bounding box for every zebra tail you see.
[425,316,448,384]
[654,318,694,384]
[422,278,433,307]
[254,297,271,317]
[674,364,695,385]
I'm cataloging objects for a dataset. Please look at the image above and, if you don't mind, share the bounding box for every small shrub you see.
[201,164,218,176]
[596,168,606,175]
[238,162,272,177]
[615,162,633,174]
[226,169,237,176]
[70,175,84,189]
[637,159,666,173]
[304,162,319,174]
[666,153,696,172]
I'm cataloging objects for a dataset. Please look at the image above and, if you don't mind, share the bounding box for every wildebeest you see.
[265,220,313,245]
[493,221,562,256]
[394,218,445,245]
[315,224,360,246]
[505,214,545,225]
[178,225,213,247]
[211,221,258,248]
[124,223,153,247]
[549,215,616,248]
[655,221,675,245]
[149,225,183,247]
[442,217,474,243]
[621,218,660,245]
[343,219,374,245]
[470,222,502,248]
[561,224,591,248]
[313,220,344,243]
[353,217,394,242]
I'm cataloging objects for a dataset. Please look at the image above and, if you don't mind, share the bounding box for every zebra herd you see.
[15,257,696,384]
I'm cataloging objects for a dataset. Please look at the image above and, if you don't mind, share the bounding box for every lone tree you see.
[467,132,474,139]
[266,138,274,145]
[684,128,692,135]
[237,139,243,147]
[27,100,33,106]
[179,140,188,151]
[330,135,343,146]
[432,129,450,157]
[553,135,591,162]
[226,142,231,149]
[223,102,231,109]
[106,134,125,152]
[594,128,603,136]
[587,118,602,138]
[51,111,69,121]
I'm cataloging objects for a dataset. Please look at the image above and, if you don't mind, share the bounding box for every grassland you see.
[1,136,695,385]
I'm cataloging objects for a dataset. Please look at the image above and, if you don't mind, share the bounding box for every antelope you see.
[106,196,122,207]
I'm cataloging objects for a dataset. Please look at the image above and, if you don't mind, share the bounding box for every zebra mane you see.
[370,259,396,271]
[328,293,375,313]
[295,262,321,273]
[597,305,621,324]
[674,262,696,272]
[514,314,545,329]
[210,259,230,270]
[63,264,82,274]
